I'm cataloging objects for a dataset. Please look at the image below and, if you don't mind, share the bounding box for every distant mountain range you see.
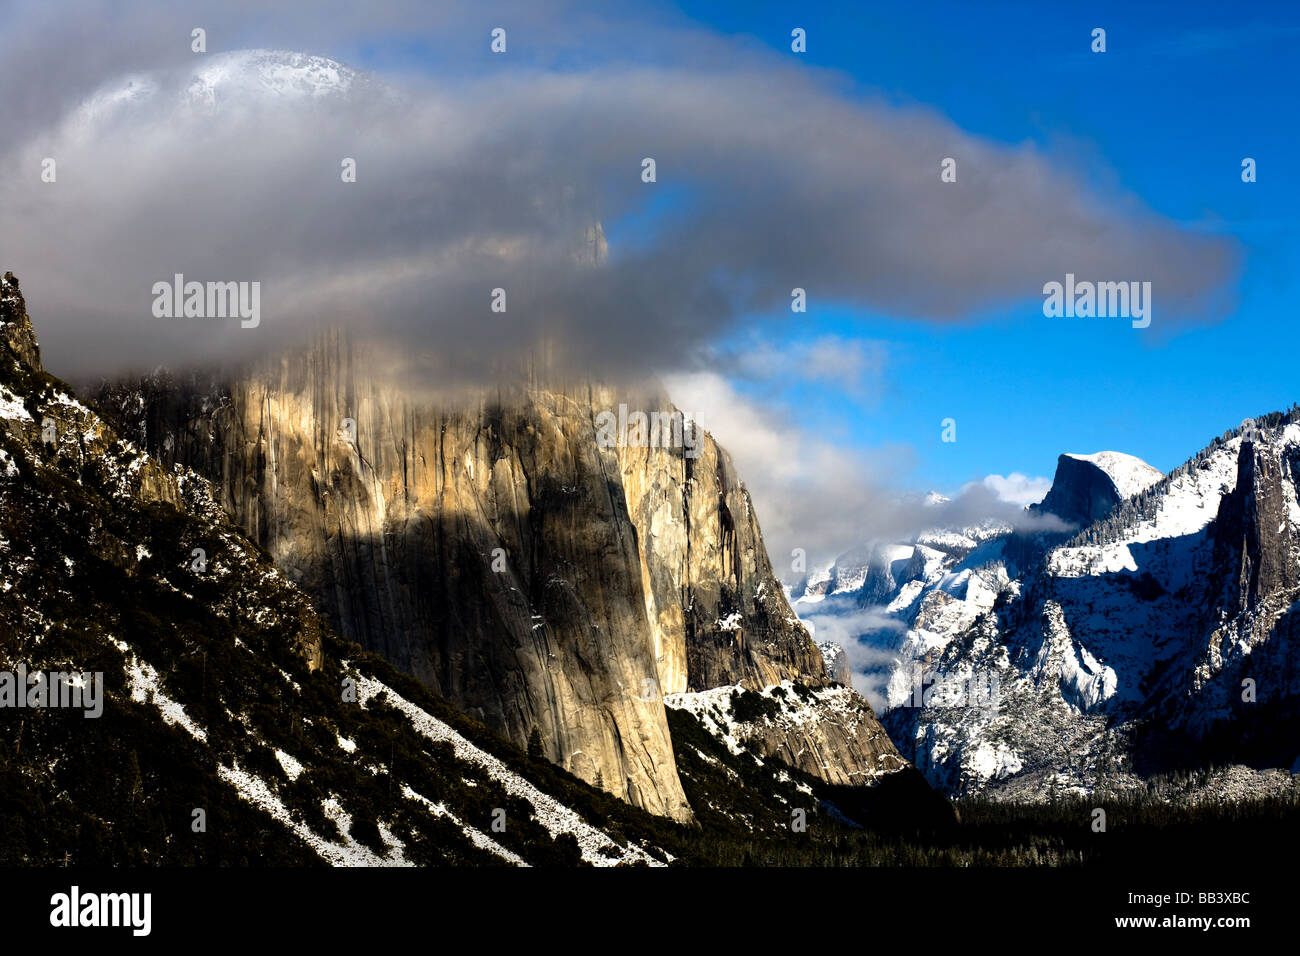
[791,413,1300,801]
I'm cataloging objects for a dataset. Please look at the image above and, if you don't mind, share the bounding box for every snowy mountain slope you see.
[791,418,1300,801]
[662,682,955,834]
[665,680,908,784]
[892,414,1300,798]
[791,515,1018,712]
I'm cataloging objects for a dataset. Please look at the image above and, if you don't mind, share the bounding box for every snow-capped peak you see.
[1061,451,1163,500]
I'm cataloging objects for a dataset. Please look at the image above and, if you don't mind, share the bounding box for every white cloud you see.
[799,609,906,710]
[979,472,1052,507]
[662,370,911,575]
[712,335,889,403]
[665,371,1066,582]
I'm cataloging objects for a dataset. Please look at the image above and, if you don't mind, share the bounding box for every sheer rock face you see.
[616,430,829,695]
[98,333,901,819]
[1185,434,1300,733]
[1031,454,1125,527]
[1213,437,1298,616]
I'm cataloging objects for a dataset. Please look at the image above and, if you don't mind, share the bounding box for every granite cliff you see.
[97,332,910,820]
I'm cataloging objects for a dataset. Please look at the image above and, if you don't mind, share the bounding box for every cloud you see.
[799,609,906,710]
[980,472,1052,508]
[912,478,1073,537]
[0,3,1239,383]
[662,369,912,573]
[706,335,889,404]
[664,369,1068,578]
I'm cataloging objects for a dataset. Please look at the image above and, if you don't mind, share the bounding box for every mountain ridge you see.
[794,409,1300,800]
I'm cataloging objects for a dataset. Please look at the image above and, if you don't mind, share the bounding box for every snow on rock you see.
[354,675,664,867]
[965,742,1025,782]
[0,389,33,421]
[401,786,527,866]
[1063,451,1164,499]
[1028,602,1119,711]
[115,641,208,743]
[275,749,305,781]
[665,685,749,756]
[666,680,907,783]
[218,764,407,867]
[816,640,850,684]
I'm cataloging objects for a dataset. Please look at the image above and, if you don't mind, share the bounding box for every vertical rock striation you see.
[98,332,909,819]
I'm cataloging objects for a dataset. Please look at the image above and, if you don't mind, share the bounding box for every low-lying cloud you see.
[801,610,906,710]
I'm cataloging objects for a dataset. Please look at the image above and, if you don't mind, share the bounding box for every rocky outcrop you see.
[1032,452,1151,527]
[748,686,907,784]
[1,272,41,370]
[665,681,907,786]
[97,333,910,821]
[617,430,827,694]
[1213,434,1297,615]
[1179,429,1300,739]
[817,641,852,686]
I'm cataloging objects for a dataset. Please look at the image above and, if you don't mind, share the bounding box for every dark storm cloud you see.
[0,1,1239,381]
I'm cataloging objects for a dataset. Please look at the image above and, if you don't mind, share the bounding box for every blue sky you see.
[663,0,1299,490]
